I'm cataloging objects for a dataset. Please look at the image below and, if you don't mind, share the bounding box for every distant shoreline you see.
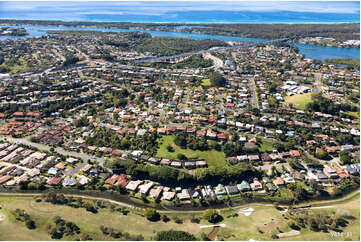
[0,19,359,46]
[0,19,360,25]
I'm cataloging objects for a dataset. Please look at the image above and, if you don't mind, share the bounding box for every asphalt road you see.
[248,78,259,109]
[313,72,322,93]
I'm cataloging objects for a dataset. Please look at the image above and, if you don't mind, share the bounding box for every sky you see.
[0,1,359,23]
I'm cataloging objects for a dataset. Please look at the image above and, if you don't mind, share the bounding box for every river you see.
[1,24,360,61]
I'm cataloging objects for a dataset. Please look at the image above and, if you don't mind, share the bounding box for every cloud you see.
[1,1,359,14]
[0,1,359,21]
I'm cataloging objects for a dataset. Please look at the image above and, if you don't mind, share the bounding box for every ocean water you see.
[0,1,359,23]
[80,11,360,24]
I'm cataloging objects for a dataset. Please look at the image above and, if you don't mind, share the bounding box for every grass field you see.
[347,111,360,120]
[201,79,211,87]
[0,196,203,240]
[156,135,227,168]
[258,140,275,152]
[0,193,359,241]
[0,57,29,74]
[285,92,315,110]
[0,195,288,241]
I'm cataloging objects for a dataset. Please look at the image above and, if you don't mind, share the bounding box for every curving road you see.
[0,189,358,213]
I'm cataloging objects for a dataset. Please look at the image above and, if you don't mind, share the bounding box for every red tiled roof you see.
[217,133,227,140]
[13,112,25,116]
[0,175,12,184]
[47,177,63,185]
[290,150,300,157]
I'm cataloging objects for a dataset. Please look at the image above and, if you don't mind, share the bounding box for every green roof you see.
[214,184,226,195]
[237,181,251,192]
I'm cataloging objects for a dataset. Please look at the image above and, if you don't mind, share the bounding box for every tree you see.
[339,151,351,164]
[190,216,200,223]
[113,112,119,121]
[49,227,62,239]
[19,181,28,190]
[202,209,222,223]
[143,208,160,222]
[28,182,39,190]
[316,149,329,160]
[174,134,187,148]
[166,145,174,152]
[243,142,258,153]
[177,153,187,161]
[63,55,80,67]
[209,72,226,87]
[83,201,97,213]
[155,230,197,241]
[173,216,183,224]
[25,219,36,229]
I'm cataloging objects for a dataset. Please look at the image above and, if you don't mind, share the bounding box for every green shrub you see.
[143,208,160,222]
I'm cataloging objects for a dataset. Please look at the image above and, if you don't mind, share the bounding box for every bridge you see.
[134,38,289,64]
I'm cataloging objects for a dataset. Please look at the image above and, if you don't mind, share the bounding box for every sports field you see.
[285,92,315,110]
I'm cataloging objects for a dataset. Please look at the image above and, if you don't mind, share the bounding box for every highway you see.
[203,53,224,69]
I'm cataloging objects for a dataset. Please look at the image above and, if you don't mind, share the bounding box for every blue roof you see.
[225,60,234,66]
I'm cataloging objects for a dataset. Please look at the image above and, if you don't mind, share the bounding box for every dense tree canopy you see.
[202,209,222,223]
[143,208,160,222]
[209,71,226,87]
[155,230,197,241]
[135,37,227,56]
[306,93,358,115]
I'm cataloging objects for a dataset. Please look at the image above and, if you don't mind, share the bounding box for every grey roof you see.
[225,185,239,194]
[266,183,277,191]
[262,177,272,183]
[317,170,328,180]
[185,162,196,168]
[63,177,77,186]
[345,165,358,175]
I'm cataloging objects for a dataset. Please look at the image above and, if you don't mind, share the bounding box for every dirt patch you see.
[207,226,219,240]
[28,200,60,213]
[239,207,254,216]
[277,230,301,238]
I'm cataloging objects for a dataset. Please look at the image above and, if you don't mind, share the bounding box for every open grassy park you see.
[201,78,211,87]
[0,195,204,241]
[0,192,359,241]
[285,92,315,110]
[258,139,276,153]
[156,135,227,168]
